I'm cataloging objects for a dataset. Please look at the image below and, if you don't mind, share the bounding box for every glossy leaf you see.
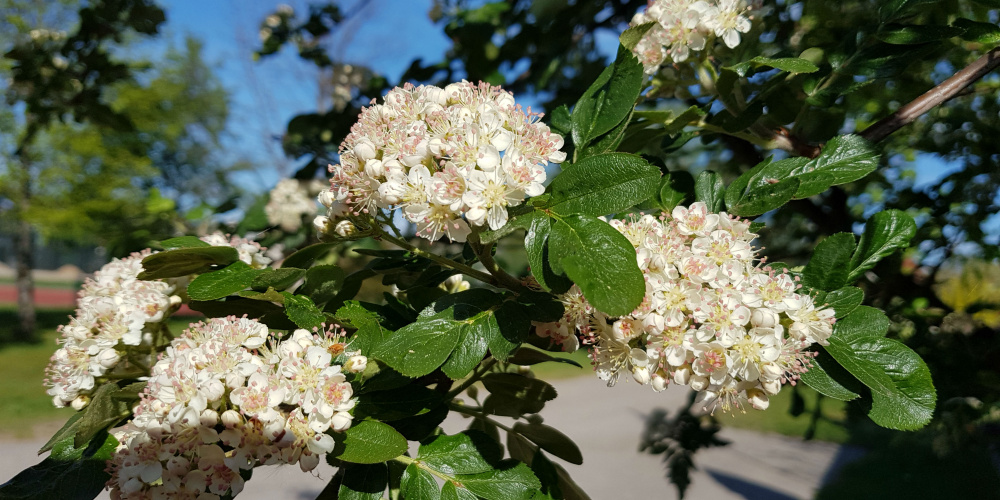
[281,242,338,269]
[877,24,963,44]
[482,373,558,418]
[339,463,389,500]
[547,153,660,217]
[824,307,936,429]
[372,308,464,377]
[332,420,408,464]
[512,422,583,465]
[281,292,327,330]
[548,214,645,316]
[813,286,865,318]
[187,261,260,301]
[570,43,643,148]
[801,233,857,291]
[726,56,819,77]
[658,171,695,211]
[138,246,239,280]
[251,267,305,291]
[694,170,724,212]
[456,462,542,500]
[158,236,209,249]
[799,351,861,401]
[0,432,118,500]
[847,210,917,282]
[417,431,502,475]
[400,463,440,500]
[508,348,582,368]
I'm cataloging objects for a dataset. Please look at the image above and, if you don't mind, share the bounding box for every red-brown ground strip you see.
[0,284,200,315]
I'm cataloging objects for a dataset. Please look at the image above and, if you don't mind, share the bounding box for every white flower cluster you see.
[200,232,273,269]
[534,203,835,413]
[45,233,273,410]
[45,250,180,409]
[265,179,318,232]
[630,0,758,74]
[108,319,366,500]
[318,80,566,242]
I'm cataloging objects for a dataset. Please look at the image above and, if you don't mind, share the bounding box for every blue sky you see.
[155,0,451,189]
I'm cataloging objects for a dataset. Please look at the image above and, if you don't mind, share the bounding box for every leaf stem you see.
[447,401,516,434]
[392,454,458,483]
[445,358,498,400]
[469,233,527,292]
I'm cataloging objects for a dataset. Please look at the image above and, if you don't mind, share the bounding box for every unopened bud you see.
[200,409,219,428]
[651,374,668,392]
[331,411,354,432]
[221,410,242,429]
[97,348,121,369]
[673,365,692,386]
[689,375,709,391]
[762,379,781,395]
[751,308,778,328]
[71,395,90,411]
[345,355,368,373]
[747,388,770,410]
[335,220,358,238]
[466,385,479,399]
[632,367,651,385]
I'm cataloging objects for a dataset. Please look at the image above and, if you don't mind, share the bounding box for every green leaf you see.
[525,214,573,293]
[954,18,1000,44]
[490,301,533,360]
[619,22,655,50]
[332,420,408,464]
[456,462,542,500]
[725,177,800,217]
[336,302,392,356]
[339,463,389,500]
[281,292,327,330]
[847,210,917,282]
[187,261,261,301]
[813,286,865,319]
[442,323,490,379]
[570,43,643,148]
[300,265,346,304]
[73,382,144,448]
[251,267,305,291]
[548,214,645,316]
[657,171,695,211]
[401,463,441,500]
[442,482,480,500]
[138,246,239,280]
[282,242,338,269]
[0,432,118,500]
[547,153,660,217]
[726,56,820,77]
[879,0,941,22]
[158,236,209,249]
[694,171,725,212]
[801,233,857,291]
[877,24,963,44]
[799,352,861,401]
[549,105,572,136]
[418,431,502,475]
[355,386,443,421]
[511,422,583,465]
[508,348,582,368]
[575,108,634,160]
[824,307,936,430]
[38,413,84,454]
[482,373,558,418]
[372,308,464,377]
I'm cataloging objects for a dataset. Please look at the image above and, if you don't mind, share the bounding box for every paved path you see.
[0,376,861,499]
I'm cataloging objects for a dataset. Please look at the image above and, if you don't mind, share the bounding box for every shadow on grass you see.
[0,308,74,346]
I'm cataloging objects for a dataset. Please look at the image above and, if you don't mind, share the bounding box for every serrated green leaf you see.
[658,171,695,211]
[877,24,963,44]
[73,382,143,448]
[0,432,118,500]
[824,307,936,429]
[508,348,582,368]
[300,265,346,304]
[547,153,660,217]
[336,302,392,356]
[442,481,480,500]
[187,261,261,301]
[456,462,542,500]
[727,56,820,77]
[725,177,800,217]
[847,210,917,282]
[482,373,558,418]
[802,233,857,291]
[354,385,443,421]
[525,214,572,293]
[418,431,502,475]
[138,246,239,280]
[338,462,389,500]
[251,267,305,291]
[954,18,1000,44]
[158,236,210,249]
[694,171,725,212]
[814,287,864,318]
[799,352,861,401]
[575,108,633,160]
[619,22,655,50]
[490,301,533,360]
[512,422,583,465]
[442,323,490,379]
[549,105,572,136]
[281,292,327,330]
[401,463,441,500]
[548,214,645,316]
[372,308,464,377]
[38,413,84,454]
[282,242,337,269]
[570,43,644,149]
[332,420,408,464]
[238,287,287,303]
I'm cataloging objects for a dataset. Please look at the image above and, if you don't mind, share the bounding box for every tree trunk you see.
[14,168,36,343]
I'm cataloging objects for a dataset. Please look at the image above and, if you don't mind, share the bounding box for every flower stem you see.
[445,358,498,400]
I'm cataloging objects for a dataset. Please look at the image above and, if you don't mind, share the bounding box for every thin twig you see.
[860,46,1000,144]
